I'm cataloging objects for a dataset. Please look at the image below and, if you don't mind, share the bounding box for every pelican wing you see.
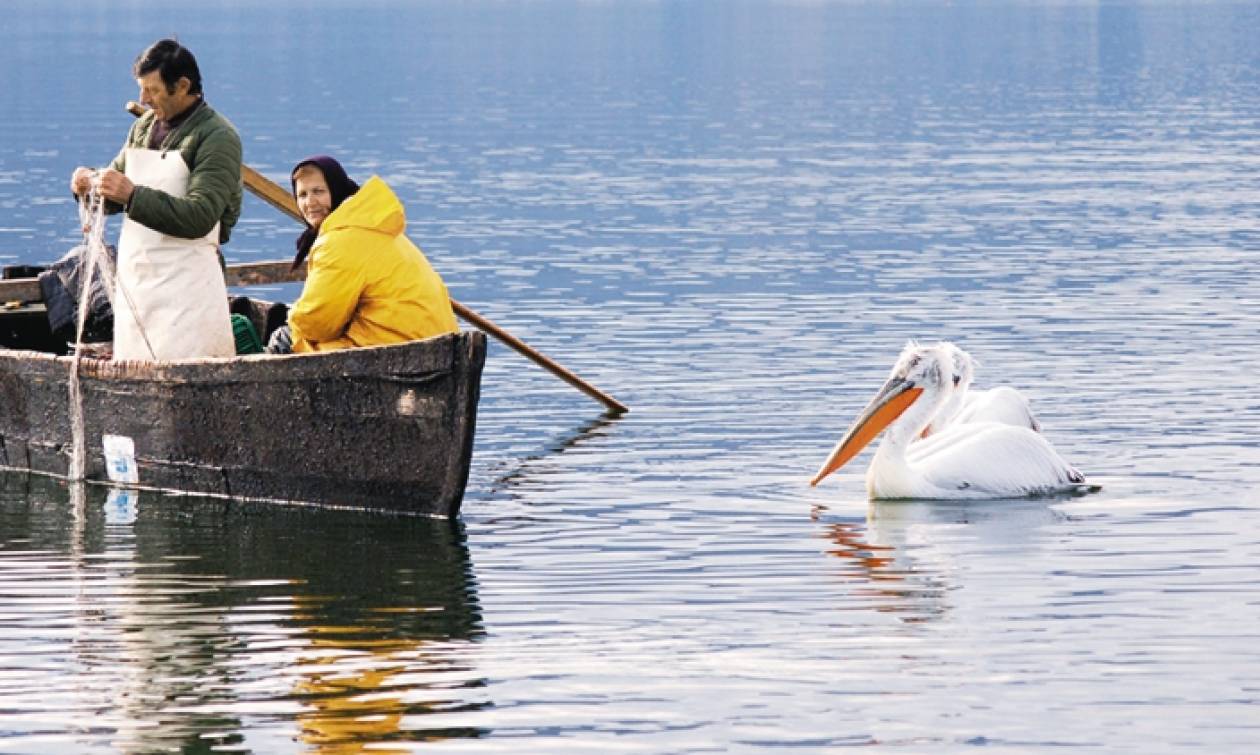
[955,386,1041,432]
[914,425,1081,497]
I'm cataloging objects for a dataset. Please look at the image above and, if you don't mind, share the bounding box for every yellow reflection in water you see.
[294,635,423,753]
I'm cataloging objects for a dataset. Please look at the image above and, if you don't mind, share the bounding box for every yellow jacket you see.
[289,176,459,353]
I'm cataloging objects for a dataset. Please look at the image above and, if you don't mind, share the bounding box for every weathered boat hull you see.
[0,332,486,516]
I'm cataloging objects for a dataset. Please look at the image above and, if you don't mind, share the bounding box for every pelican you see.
[920,343,1040,438]
[810,341,1089,499]
[909,342,1042,464]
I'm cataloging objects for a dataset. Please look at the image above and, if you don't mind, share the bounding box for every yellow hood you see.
[319,175,405,238]
[288,174,459,353]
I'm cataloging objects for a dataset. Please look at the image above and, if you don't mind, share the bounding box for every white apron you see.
[114,147,234,361]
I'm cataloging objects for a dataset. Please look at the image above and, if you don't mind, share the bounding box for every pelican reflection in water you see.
[810,341,1094,500]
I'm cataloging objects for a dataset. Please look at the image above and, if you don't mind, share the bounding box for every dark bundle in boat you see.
[0,262,485,516]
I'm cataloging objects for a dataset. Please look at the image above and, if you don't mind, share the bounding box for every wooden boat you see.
[0,263,486,516]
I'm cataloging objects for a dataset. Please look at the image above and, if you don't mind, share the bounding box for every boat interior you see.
[0,263,289,357]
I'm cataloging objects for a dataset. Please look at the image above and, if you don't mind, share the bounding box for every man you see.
[70,39,240,361]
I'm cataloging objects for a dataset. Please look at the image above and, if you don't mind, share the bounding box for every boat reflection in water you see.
[0,473,487,752]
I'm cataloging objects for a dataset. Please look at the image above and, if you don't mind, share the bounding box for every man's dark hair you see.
[133,39,203,96]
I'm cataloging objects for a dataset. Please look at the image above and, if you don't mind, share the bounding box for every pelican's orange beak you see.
[810,380,924,487]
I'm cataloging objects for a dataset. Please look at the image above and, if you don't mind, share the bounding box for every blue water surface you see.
[1,1,1259,752]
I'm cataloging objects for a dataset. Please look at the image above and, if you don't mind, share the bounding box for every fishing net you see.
[67,174,120,481]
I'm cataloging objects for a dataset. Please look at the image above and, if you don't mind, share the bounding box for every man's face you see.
[294,168,333,230]
[137,69,190,121]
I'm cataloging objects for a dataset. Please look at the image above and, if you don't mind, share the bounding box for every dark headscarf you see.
[290,155,359,269]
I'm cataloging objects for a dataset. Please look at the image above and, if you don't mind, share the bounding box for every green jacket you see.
[108,100,243,244]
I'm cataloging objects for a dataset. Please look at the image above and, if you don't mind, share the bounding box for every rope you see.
[67,180,110,480]
[66,173,159,479]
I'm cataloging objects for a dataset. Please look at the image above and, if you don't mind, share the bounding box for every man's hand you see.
[95,169,136,207]
[70,166,95,197]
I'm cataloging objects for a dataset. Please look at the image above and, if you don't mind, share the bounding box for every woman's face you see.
[294,167,333,229]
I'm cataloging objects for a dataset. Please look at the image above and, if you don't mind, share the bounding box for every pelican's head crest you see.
[890,341,946,390]
[936,341,976,389]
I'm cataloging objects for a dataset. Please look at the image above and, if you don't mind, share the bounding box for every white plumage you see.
[920,343,1040,438]
[810,341,1091,500]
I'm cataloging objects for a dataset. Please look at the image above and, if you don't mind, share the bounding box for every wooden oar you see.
[124,102,629,414]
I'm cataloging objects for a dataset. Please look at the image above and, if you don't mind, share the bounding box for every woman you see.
[267,155,458,353]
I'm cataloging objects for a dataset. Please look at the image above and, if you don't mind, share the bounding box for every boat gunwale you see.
[0,330,480,382]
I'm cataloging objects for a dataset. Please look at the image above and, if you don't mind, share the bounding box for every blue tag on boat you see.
[102,434,139,484]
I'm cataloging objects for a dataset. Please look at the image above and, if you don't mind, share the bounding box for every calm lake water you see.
[2,1,1260,751]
